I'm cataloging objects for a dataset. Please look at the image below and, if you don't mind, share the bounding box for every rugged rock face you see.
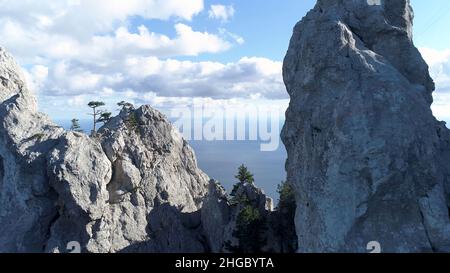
[201,181,231,252]
[0,45,297,253]
[201,180,296,253]
[282,0,450,252]
[0,47,65,252]
[99,107,208,213]
[0,46,210,253]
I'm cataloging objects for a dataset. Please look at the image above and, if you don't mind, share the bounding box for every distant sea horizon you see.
[55,115,450,201]
[55,118,287,200]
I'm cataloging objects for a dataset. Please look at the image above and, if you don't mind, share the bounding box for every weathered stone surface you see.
[282,0,450,252]
[0,46,211,253]
[44,132,113,253]
[99,107,209,213]
[0,47,28,103]
[201,180,231,252]
[201,180,296,253]
[42,107,211,253]
[82,107,210,253]
[0,47,64,252]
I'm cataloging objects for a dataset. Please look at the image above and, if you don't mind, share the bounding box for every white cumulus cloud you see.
[208,4,235,22]
[31,56,285,119]
[40,56,284,99]
[0,0,204,36]
[0,0,287,120]
[0,0,233,62]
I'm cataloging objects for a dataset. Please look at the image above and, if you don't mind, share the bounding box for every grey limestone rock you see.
[0,47,64,252]
[201,180,295,253]
[0,46,210,253]
[282,0,450,252]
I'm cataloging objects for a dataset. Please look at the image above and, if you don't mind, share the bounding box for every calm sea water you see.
[56,119,286,199]
[189,141,286,199]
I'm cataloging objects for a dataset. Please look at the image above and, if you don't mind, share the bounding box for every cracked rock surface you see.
[282,0,450,252]
[0,46,294,253]
[0,46,210,253]
[201,180,297,253]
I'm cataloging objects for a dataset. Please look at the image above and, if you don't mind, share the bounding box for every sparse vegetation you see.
[70,118,84,133]
[97,112,112,124]
[87,101,105,135]
[225,204,268,253]
[225,165,268,253]
[231,164,255,197]
[277,181,295,209]
[235,164,254,184]
[125,111,140,133]
[117,101,134,112]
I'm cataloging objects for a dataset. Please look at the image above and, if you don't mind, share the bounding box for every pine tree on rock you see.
[231,164,255,197]
[225,205,268,253]
[70,118,84,133]
[98,112,112,124]
[87,101,105,135]
[117,101,135,112]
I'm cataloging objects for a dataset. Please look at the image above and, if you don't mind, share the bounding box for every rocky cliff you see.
[0,46,211,252]
[202,180,297,253]
[282,0,450,252]
[0,46,294,253]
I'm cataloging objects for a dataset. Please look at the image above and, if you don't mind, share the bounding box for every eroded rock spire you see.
[282,0,450,252]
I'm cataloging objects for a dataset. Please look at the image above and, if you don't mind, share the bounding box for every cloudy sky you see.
[0,0,449,122]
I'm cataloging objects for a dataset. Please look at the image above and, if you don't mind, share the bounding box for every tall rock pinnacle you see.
[282,0,450,252]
